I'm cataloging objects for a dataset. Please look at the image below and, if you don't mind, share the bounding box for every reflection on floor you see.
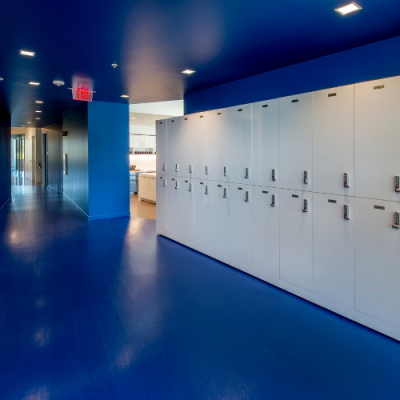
[130,194,156,220]
[11,170,40,187]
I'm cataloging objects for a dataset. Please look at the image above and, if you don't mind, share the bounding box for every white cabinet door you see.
[355,197,400,328]
[279,93,313,191]
[145,135,156,150]
[230,183,252,268]
[229,104,252,185]
[167,177,180,236]
[131,135,145,148]
[313,193,355,308]
[193,112,211,180]
[280,189,313,291]
[252,99,280,188]
[194,178,210,249]
[156,121,167,173]
[156,174,168,230]
[166,117,181,177]
[355,76,400,202]
[252,187,279,277]
[313,85,354,196]
[179,178,195,242]
[180,116,195,178]
[148,177,156,202]
[139,174,149,200]
[210,181,230,258]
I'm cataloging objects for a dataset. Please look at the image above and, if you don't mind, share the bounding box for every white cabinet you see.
[131,135,145,148]
[355,76,400,202]
[156,121,167,173]
[313,85,354,196]
[210,181,230,259]
[179,178,195,242]
[230,183,252,269]
[229,104,252,185]
[139,174,156,203]
[252,187,280,277]
[313,193,355,308]
[145,135,156,151]
[156,174,168,231]
[148,175,156,201]
[279,93,313,191]
[167,177,180,237]
[194,178,210,249]
[355,197,400,328]
[252,99,280,188]
[280,189,313,291]
[166,117,181,177]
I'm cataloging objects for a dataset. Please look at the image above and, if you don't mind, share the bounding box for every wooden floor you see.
[130,194,156,219]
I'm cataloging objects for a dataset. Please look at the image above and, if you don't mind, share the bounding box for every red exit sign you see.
[72,88,93,102]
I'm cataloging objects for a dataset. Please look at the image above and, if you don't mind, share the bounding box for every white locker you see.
[194,178,210,249]
[252,99,280,188]
[229,104,252,185]
[192,112,211,180]
[156,120,167,173]
[279,93,313,191]
[313,193,355,308]
[180,115,196,179]
[355,197,400,328]
[355,76,400,202]
[210,181,230,258]
[156,174,168,231]
[230,183,252,267]
[166,117,181,178]
[252,187,280,277]
[167,176,180,237]
[313,85,354,196]
[208,109,230,183]
[280,189,313,291]
[179,178,195,242]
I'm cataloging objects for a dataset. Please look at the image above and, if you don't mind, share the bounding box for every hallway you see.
[1,187,400,400]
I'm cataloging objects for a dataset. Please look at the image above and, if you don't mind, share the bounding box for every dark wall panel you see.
[0,103,11,209]
[185,35,400,114]
[45,122,63,193]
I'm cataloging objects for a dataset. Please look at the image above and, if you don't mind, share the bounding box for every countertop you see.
[139,172,156,178]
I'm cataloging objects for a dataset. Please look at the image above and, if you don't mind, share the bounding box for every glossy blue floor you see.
[1,176,400,400]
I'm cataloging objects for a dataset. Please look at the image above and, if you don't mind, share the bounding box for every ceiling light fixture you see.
[20,50,35,56]
[35,110,42,113]
[182,69,195,75]
[36,117,40,120]
[121,94,129,98]
[29,81,40,85]
[112,63,118,68]
[130,117,136,120]
[36,100,43,104]
[27,122,32,124]
[53,80,65,86]
[0,77,4,81]
[335,2,362,15]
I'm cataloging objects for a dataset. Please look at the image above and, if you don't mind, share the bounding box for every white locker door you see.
[252,187,280,277]
[252,99,280,188]
[280,190,313,291]
[156,120,167,173]
[193,112,211,180]
[313,85,354,196]
[355,77,400,202]
[179,178,195,242]
[313,193,355,308]
[230,184,252,267]
[279,93,313,191]
[208,109,230,183]
[156,174,168,231]
[229,104,252,185]
[180,116,195,179]
[355,198,400,328]
[210,181,230,258]
[166,117,181,178]
[167,177,180,236]
[194,179,210,249]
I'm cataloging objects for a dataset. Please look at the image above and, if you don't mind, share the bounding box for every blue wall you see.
[46,122,63,193]
[88,101,130,221]
[0,102,11,209]
[184,35,400,114]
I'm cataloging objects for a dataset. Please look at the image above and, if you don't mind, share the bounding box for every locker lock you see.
[304,171,309,185]
[205,165,209,175]
[205,185,208,195]
[163,179,167,187]
[395,176,400,192]
[393,212,400,229]
[224,166,228,177]
[223,188,227,198]
[271,194,276,207]
[245,191,249,202]
[175,163,179,172]
[302,199,309,213]
[189,164,193,174]
[344,173,350,188]
[245,168,250,179]
[163,163,166,171]
[175,181,179,189]
[344,205,350,220]
[272,169,276,182]
[189,182,193,192]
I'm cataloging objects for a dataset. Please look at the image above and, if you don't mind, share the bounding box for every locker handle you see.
[205,185,208,195]
[223,188,227,198]
[163,163,166,171]
[175,164,179,172]
[205,165,209,175]
[344,205,350,220]
[175,181,179,189]
[302,199,309,212]
[245,191,249,202]
[163,179,166,187]
[395,176,400,192]
[189,164,193,173]
[272,169,276,182]
[224,166,227,177]
[393,212,400,229]
[304,171,309,185]
[271,194,276,207]
[189,183,193,192]
[344,173,350,188]
[245,167,249,179]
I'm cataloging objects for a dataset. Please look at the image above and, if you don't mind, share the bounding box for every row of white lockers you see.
[156,176,400,337]
[156,75,400,203]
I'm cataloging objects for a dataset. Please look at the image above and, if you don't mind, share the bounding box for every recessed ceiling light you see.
[35,110,42,113]
[27,122,32,124]
[112,63,118,68]
[182,69,195,75]
[36,100,43,104]
[53,80,65,86]
[121,94,129,98]
[20,50,35,56]
[0,77,3,81]
[335,2,362,15]
[29,81,40,85]
[36,117,40,120]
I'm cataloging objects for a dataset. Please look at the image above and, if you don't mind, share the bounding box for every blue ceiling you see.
[1,0,400,127]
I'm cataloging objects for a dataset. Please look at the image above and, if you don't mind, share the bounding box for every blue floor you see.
[1,184,400,400]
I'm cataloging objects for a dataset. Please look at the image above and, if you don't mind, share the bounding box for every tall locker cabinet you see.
[280,190,313,291]
[179,179,195,242]
[180,115,198,179]
[167,177,180,237]
[313,193,355,309]
[355,197,400,329]
[355,76,400,202]
[313,85,354,196]
[156,175,168,231]
[166,118,181,178]
[194,179,210,249]
[252,99,280,188]
[156,120,167,173]
[193,112,211,181]
[279,93,313,191]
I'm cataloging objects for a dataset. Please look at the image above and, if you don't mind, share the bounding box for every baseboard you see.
[0,197,11,210]
[88,212,131,221]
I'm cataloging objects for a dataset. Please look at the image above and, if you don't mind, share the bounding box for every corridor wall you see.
[0,102,11,209]
[156,75,400,341]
